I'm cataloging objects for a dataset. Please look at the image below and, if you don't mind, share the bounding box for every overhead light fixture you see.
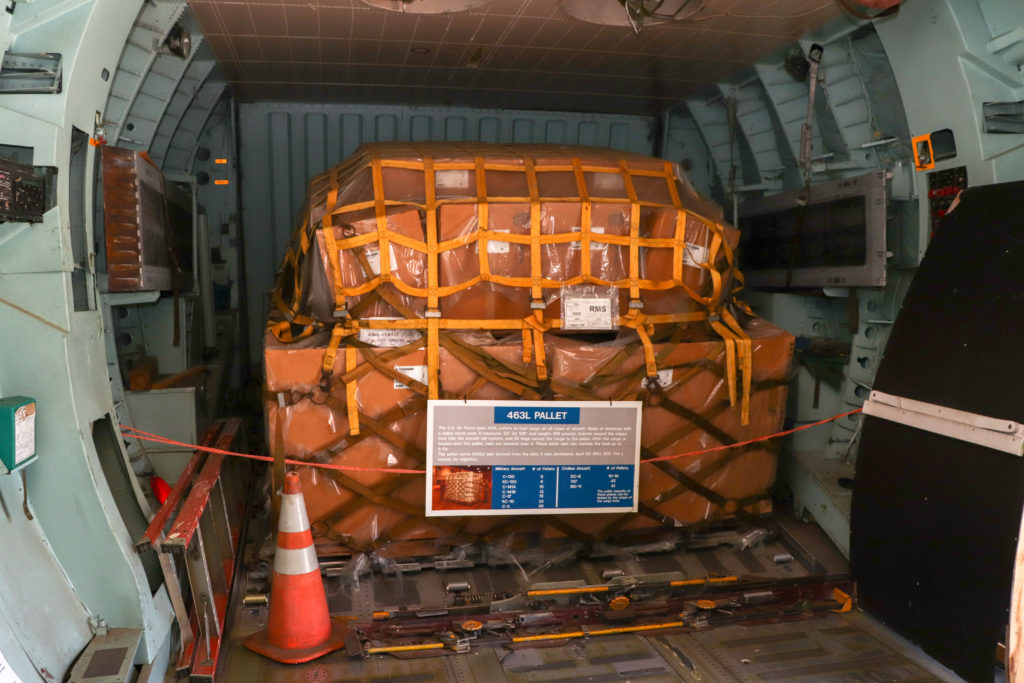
[360,0,492,14]
[561,0,704,34]
[163,24,192,59]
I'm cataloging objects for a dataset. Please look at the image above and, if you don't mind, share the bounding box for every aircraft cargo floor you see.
[214,504,963,682]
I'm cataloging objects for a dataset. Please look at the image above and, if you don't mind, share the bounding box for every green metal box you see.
[0,396,37,473]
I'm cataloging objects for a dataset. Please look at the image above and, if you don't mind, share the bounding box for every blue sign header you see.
[494,407,581,424]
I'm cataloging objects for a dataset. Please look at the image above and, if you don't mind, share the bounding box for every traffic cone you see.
[245,471,347,663]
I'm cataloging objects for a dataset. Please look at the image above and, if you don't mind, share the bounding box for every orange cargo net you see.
[268,143,753,429]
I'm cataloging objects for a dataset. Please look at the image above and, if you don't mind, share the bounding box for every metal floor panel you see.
[218,613,961,682]
[664,613,959,682]
[215,510,964,682]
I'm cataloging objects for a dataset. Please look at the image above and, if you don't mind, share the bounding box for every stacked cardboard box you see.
[265,143,793,552]
[265,319,792,548]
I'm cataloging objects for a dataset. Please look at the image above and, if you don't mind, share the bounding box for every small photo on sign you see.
[431,466,493,511]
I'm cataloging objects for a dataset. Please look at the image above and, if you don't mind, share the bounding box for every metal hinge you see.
[862,390,1024,456]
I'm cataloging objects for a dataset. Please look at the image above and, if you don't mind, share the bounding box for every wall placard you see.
[426,400,641,516]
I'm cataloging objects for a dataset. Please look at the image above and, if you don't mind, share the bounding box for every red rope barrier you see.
[121,407,863,475]
[642,407,863,463]
[120,425,428,474]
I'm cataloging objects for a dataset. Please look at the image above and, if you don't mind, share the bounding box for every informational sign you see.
[426,400,642,516]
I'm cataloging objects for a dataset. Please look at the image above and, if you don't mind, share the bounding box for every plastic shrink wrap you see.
[264,142,793,554]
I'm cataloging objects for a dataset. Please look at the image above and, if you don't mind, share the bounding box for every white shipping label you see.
[361,245,399,276]
[0,648,24,683]
[563,297,615,330]
[486,228,511,255]
[394,365,428,390]
[640,369,673,389]
[358,319,423,348]
[14,403,35,465]
[435,170,470,189]
[570,226,607,250]
[683,243,710,268]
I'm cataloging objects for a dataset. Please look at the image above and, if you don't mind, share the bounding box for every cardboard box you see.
[264,318,792,548]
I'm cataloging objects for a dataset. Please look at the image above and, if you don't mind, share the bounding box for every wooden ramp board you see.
[851,180,1024,683]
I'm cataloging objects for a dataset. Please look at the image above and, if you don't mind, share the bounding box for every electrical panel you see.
[0,158,46,223]
[0,396,37,473]
[927,166,968,235]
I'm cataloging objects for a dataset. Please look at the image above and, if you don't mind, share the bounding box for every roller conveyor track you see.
[215,504,963,682]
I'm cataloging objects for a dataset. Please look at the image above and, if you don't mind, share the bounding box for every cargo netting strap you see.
[270,148,752,424]
[276,338,786,548]
[266,145,769,547]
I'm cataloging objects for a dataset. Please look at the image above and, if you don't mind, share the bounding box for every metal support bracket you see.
[983,101,1024,134]
[862,390,1024,456]
[0,53,62,93]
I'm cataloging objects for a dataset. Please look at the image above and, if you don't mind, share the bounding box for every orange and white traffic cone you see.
[245,471,347,663]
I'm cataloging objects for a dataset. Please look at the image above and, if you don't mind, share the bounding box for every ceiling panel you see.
[189,0,845,114]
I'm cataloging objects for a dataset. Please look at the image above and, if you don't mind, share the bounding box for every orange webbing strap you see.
[620,160,641,304]
[709,316,738,410]
[720,307,752,425]
[707,312,751,425]
[337,337,425,387]
[524,157,543,304]
[635,320,659,379]
[532,327,548,382]
[345,344,360,435]
[704,229,725,309]
[475,157,490,282]
[267,305,319,343]
[732,296,754,317]
[346,343,429,398]
[572,158,593,281]
[322,173,345,312]
[419,151,443,398]
[427,317,440,400]
[521,324,534,365]
[721,237,746,304]
[523,316,550,382]
[439,333,540,399]
[422,155,440,311]
[664,162,687,288]
[369,154,393,291]
[582,340,643,390]
[321,324,347,380]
